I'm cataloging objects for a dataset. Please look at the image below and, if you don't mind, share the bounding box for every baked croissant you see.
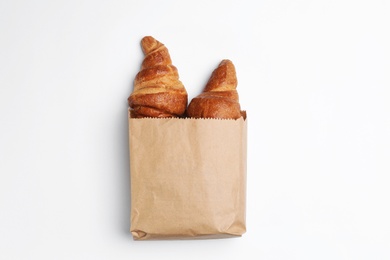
[128,36,188,118]
[187,59,241,119]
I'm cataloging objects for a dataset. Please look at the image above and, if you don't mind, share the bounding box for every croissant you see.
[187,59,241,119]
[128,36,188,118]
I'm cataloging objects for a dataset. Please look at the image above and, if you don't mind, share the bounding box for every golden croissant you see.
[128,36,188,118]
[187,59,241,119]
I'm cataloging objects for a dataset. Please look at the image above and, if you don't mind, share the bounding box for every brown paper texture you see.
[128,111,247,240]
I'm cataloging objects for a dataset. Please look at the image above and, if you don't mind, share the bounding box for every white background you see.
[1,0,389,259]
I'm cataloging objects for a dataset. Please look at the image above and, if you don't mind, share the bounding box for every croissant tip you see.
[219,59,234,66]
[220,59,232,63]
[141,35,155,42]
[141,36,163,54]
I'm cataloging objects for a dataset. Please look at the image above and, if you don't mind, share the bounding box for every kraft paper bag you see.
[128,111,247,240]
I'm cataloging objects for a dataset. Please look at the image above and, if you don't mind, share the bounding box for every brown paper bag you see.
[128,110,247,240]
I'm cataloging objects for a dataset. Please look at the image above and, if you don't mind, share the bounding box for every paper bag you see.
[128,111,247,240]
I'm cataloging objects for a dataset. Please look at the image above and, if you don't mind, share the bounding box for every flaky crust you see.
[187,59,241,119]
[128,36,188,118]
